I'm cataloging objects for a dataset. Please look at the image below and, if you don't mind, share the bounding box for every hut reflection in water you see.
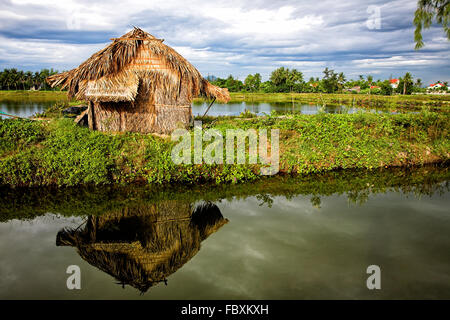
[56,201,228,293]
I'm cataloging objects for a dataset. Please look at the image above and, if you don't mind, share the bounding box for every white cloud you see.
[0,36,105,69]
[0,0,449,83]
[0,10,26,20]
[213,6,323,36]
[353,55,448,68]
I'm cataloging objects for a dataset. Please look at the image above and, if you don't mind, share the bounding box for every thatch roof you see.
[47,27,230,103]
[56,201,228,293]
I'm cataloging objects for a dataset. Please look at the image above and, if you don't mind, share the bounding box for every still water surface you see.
[191,101,366,116]
[0,100,55,118]
[0,167,449,299]
[0,100,384,119]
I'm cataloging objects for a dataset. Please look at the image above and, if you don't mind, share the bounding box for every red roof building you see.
[389,78,399,89]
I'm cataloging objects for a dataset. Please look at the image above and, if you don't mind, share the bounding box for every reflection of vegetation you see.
[310,195,321,209]
[0,165,448,221]
[56,201,227,293]
[255,194,274,208]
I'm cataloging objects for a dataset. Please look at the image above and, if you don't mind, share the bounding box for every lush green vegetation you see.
[414,0,450,49]
[0,68,61,91]
[209,68,448,94]
[3,65,448,97]
[0,90,68,102]
[209,111,449,174]
[0,111,448,187]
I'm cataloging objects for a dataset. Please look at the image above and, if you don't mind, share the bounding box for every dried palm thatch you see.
[56,201,227,293]
[47,27,230,134]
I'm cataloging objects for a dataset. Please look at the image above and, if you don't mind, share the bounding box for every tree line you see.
[209,67,446,95]
[0,68,60,91]
[1,67,446,95]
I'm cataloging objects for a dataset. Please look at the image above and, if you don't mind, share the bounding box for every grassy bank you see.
[0,90,68,103]
[0,111,448,187]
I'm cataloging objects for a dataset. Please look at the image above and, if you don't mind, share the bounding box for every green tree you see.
[414,78,424,92]
[307,77,320,93]
[270,67,290,92]
[367,75,373,94]
[244,73,261,92]
[397,72,414,95]
[337,72,346,92]
[414,0,450,49]
[322,67,339,93]
[380,80,393,95]
[260,81,273,93]
[286,69,304,92]
[224,75,243,92]
[0,68,61,91]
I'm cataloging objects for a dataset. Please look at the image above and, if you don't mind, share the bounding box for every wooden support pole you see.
[88,101,95,130]
[202,97,216,117]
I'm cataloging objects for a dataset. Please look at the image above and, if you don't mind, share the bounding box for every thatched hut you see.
[56,201,227,293]
[47,27,230,134]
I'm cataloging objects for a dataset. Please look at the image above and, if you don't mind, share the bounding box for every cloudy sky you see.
[0,0,449,84]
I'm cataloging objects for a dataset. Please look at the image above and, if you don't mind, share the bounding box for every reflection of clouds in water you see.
[242,243,266,260]
[398,191,450,219]
[270,196,318,214]
[0,215,84,299]
[220,195,319,216]
[0,214,81,236]
[1,183,450,299]
[199,192,450,299]
[191,102,370,117]
[2,99,414,119]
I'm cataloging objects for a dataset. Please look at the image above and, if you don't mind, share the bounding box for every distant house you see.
[389,79,399,89]
[427,83,448,93]
[348,86,360,93]
[370,85,380,89]
[427,83,445,89]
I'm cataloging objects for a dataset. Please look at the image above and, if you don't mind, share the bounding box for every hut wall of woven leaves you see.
[47,28,230,134]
